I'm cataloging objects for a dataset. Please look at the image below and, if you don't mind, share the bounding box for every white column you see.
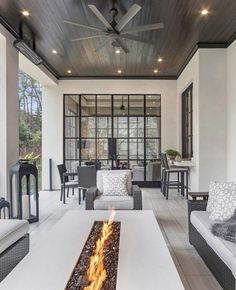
[42,85,63,190]
[0,29,19,198]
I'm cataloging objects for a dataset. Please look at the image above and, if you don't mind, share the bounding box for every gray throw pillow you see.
[103,172,128,196]
[211,211,236,243]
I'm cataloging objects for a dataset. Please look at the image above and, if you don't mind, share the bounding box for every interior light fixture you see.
[117,69,122,74]
[52,49,57,54]
[154,69,158,73]
[115,49,121,54]
[22,10,30,16]
[201,9,209,15]
[67,70,72,74]
[158,58,163,62]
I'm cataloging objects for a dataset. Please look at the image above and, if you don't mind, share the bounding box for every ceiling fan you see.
[63,0,164,53]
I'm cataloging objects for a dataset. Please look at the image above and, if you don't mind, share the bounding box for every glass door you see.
[64,94,161,187]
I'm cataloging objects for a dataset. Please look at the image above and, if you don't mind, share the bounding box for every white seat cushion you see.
[0,219,29,254]
[94,195,133,210]
[191,211,236,278]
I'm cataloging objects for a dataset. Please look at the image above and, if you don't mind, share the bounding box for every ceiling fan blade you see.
[70,34,107,42]
[88,5,114,31]
[63,20,104,32]
[119,34,156,45]
[94,37,111,52]
[116,4,141,32]
[115,38,130,53]
[121,23,164,34]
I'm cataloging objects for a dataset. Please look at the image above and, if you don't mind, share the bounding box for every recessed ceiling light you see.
[52,49,57,54]
[154,69,158,73]
[117,69,122,74]
[201,9,209,15]
[67,70,72,74]
[158,58,163,62]
[22,10,30,16]
[115,49,121,54]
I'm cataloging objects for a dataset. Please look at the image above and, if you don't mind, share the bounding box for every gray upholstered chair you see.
[77,165,96,204]
[85,170,142,210]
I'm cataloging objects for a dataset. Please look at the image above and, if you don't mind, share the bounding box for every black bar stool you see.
[161,153,189,200]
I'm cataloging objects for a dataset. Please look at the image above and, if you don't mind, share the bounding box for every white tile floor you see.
[29,188,222,290]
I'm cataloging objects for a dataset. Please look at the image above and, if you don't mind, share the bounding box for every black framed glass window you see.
[64,94,161,187]
[182,84,193,159]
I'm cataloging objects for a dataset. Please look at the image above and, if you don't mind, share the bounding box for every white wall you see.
[0,26,19,197]
[177,49,227,191]
[226,40,236,181]
[198,49,227,189]
[42,79,177,189]
[177,52,200,191]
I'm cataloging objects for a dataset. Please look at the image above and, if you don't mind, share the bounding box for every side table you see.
[188,192,209,200]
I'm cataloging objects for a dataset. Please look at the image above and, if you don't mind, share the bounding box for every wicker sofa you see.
[188,200,236,290]
[0,219,29,282]
[86,170,142,210]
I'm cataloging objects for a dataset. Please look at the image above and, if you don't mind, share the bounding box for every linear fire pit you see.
[0,211,185,290]
[65,220,120,290]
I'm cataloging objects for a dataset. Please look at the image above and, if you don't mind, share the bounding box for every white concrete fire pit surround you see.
[0,210,184,290]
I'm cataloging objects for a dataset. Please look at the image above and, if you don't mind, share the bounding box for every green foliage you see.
[18,70,42,188]
[165,149,181,157]
[23,152,40,161]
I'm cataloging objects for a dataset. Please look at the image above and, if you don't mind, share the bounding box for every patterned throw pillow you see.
[103,173,128,196]
[207,181,234,212]
[209,182,236,222]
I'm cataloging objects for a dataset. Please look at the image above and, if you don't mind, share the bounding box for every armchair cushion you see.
[0,220,29,254]
[103,172,128,196]
[94,195,133,210]
[97,170,132,194]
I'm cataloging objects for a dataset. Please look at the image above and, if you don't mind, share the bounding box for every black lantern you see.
[10,159,39,223]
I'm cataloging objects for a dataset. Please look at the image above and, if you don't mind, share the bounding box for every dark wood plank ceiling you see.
[0,0,236,78]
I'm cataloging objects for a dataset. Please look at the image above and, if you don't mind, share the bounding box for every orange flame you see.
[84,209,115,290]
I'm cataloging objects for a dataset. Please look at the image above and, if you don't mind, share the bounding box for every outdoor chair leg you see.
[60,185,63,201]
[161,170,163,193]
[177,172,180,192]
[166,172,169,200]
[163,171,167,197]
[72,187,74,196]
[67,187,69,198]
[78,189,81,205]
[186,171,189,200]
[181,172,184,196]
[63,186,66,204]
